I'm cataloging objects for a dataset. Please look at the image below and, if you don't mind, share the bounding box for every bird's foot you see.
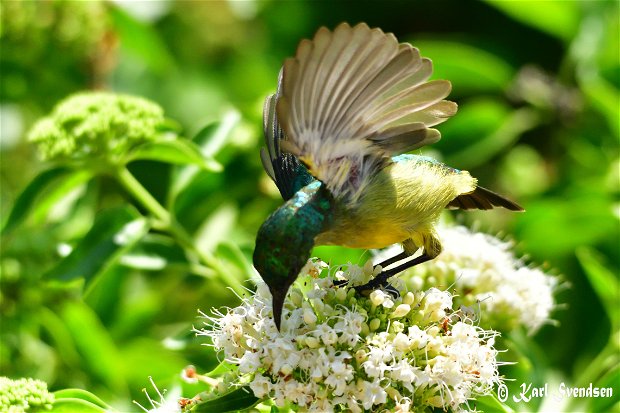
[352,268,400,296]
[333,270,399,298]
[337,253,434,297]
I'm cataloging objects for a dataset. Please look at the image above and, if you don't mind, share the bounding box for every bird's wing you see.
[260,75,314,200]
[276,22,457,205]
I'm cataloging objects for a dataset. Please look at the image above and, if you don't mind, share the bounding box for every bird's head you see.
[253,218,313,331]
[253,181,332,331]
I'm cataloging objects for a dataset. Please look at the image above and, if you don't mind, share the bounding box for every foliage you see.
[1,1,618,412]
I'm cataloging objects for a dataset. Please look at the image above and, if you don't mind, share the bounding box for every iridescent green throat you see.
[253,180,333,287]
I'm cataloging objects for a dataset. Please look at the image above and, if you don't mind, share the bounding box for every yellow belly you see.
[316,217,411,249]
[315,158,477,249]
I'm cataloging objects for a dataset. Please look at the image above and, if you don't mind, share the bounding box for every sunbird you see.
[254,23,523,330]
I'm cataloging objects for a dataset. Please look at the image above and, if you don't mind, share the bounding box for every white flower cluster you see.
[407,225,557,333]
[201,260,502,412]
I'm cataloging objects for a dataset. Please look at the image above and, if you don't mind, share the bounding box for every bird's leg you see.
[375,250,410,269]
[354,253,433,294]
[332,251,410,288]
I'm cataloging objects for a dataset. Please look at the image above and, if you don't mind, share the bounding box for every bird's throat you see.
[253,180,333,329]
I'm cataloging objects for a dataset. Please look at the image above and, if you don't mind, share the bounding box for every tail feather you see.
[448,186,524,211]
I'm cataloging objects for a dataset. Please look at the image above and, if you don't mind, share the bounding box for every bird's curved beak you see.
[269,285,287,331]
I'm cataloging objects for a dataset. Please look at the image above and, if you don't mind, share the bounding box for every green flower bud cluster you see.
[28,92,166,163]
[0,377,54,412]
[203,259,502,412]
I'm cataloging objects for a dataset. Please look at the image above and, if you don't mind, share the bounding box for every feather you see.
[261,79,314,201]
[448,186,525,211]
[276,23,456,204]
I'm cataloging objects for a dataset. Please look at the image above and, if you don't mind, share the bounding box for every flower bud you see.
[303,309,317,325]
[390,304,411,318]
[336,287,348,302]
[305,336,320,348]
[290,289,304,307]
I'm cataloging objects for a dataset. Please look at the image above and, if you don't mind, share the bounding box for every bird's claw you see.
[333,273,399,299]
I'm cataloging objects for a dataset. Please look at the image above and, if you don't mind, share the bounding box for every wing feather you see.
[261,80,314,200]
[276,23,456,204]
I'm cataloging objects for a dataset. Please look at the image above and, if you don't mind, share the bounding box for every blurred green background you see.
[1,0,618,411]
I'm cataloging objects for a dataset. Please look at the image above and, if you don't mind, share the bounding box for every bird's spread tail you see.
[448,186,524,211]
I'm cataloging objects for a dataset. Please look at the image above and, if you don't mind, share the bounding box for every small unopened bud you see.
[335,287,347,302]
[369,318,381,331]
[281,364,293,375]
[305,336,320,348]
[370,290,385,307]
[390,304,411,318]
[290,289,303,307]
[386,386,402,400]
[303,309,317,325]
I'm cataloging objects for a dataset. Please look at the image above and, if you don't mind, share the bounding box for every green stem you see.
[114,167,244,295]
[115,167,170,224]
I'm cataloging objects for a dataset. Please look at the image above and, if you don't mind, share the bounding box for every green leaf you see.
[190,387,260,412]
[193,110,241,158]
[54,389,112,410]
[217,241,255,283]
[128,139,222,172]
[118,233,188,271]
[49,398,111,413]
[194,203,238,254]
[2,167,91,234]
[485,0,580,41]
[61,301,127,396]
[411,40,515,93]
[589,363,620,412]
[578,73,620,140]
[435,98,511,153]
[44,206,150,287]
[576,247,620,329]
[119,338,191,388]
[205,360,235,378]
[109,5,174,73]
[444,107,540,169]
[475,392,515,413]
[169,112,241,202]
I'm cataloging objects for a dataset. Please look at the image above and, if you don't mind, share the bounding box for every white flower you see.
[369,289,394,308]
[408,225,558,333]
[200,259,503,412]
[325,361,354,395]
[249,375,271,399]
[393,332,412,352]
[358,380,387,410]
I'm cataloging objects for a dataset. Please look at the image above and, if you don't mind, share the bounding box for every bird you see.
[253,22,523,330]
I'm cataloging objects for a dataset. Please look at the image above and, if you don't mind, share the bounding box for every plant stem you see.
[115,167,170,224]
[114,166,244,295]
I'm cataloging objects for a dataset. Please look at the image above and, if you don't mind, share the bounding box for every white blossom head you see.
[406,225,558,333]
[199,259,504,412]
